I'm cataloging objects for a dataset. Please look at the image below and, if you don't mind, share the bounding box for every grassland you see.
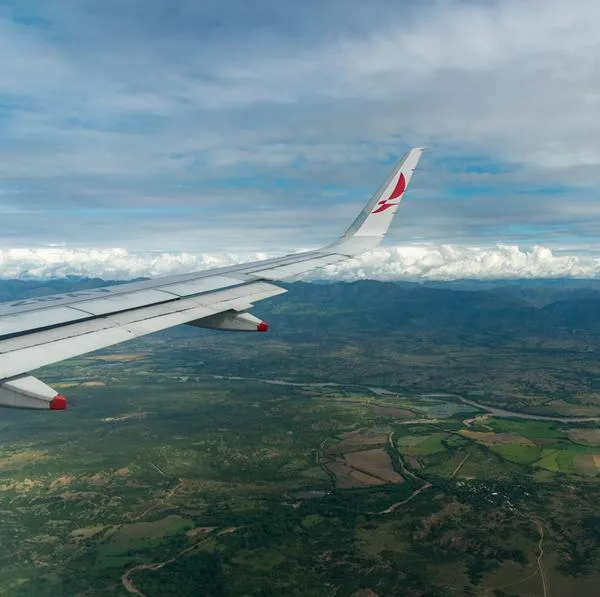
[396,432,449,455]
[0,312,599,595]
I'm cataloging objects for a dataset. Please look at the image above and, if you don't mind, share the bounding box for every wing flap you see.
[0,317,116,353]
[0,306,94,338]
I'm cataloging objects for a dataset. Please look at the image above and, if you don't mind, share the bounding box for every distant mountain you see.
[1,277,599,335]
[265,280,600,340]
[0,277,137,302]
[3,277,600,414]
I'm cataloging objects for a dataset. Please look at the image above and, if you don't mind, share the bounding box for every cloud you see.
[1,0,600,256]
[0,247,255,279]
[318,245,598,280]
[1,244,599,281]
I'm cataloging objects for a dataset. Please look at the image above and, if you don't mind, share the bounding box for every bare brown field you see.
[573,454,599,475]
[406,456,423,469]
[344,449,404,483]
[324,461,383,489]
[326,429,388,455]
[568,429,600,446]
[349,469,385,485]
[0,449,49,471]
[338,429,378,441]
[322,429,404,488]
[531,437,558,446]
[372,406,415,418]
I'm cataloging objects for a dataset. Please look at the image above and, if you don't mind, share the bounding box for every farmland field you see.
[2,279,600,595]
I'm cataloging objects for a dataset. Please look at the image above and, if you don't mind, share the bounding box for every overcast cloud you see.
[1,0,600,279]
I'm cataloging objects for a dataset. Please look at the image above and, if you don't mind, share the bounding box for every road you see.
[491,517,550,597]
[450,450,471,478]
[534,519,550,597]
[377,482,432,515]
[372,431,432,515]
[121,537,212,597]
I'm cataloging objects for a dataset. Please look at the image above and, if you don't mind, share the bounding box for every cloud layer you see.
[1,244,598,281]
[1,0,600,256]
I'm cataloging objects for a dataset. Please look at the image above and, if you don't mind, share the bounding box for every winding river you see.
[210,375,600,424]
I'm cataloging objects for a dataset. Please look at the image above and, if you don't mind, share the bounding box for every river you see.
[420,393,600,423]
[210,375,600,424]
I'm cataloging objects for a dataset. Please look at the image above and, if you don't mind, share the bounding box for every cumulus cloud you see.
[1,244,599,281]
[0,247,261,280]
[318,245,599,280]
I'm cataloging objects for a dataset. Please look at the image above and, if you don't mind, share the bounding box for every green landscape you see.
[1,279,600,596]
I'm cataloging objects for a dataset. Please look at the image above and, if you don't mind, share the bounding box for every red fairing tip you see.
[257,322,269,332]
[49,394,68,410]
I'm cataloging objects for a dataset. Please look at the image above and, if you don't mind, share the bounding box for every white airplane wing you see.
[0,148,423,410]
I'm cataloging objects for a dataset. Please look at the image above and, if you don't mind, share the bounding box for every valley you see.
[1,279,600,595]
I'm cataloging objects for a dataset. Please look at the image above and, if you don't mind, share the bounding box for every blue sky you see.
[2,0,600,279]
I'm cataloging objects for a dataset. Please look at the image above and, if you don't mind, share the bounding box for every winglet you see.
[328,147,424,255]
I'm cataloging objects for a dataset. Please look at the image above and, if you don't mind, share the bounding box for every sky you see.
[2,0,600,280]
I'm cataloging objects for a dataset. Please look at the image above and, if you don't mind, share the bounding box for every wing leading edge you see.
[0,147,424,410]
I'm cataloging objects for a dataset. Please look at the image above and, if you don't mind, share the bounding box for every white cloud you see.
[318,245,597,280]
[1,244,599,281]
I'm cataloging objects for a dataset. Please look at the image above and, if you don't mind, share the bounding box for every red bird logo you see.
[372,172,406,214]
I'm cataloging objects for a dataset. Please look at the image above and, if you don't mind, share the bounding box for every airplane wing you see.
[0,148,423,410]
